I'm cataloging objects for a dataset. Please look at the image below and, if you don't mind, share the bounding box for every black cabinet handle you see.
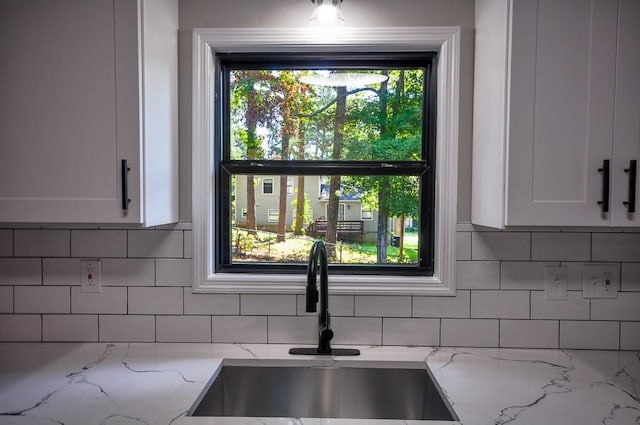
[121,159,131,210]
[597,159,610,213]
[623,160,637,213]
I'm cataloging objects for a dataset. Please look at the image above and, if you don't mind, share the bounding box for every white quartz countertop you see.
[0,343,638,425]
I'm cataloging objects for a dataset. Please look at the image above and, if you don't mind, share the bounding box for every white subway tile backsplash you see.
[71,287,127,314]
[296,295,353,316]
[212,316,267,343]
[156,258,192,286]
[591,293,640,321]
[14,229,70,257]
[0,315,41,341]
[413,291,470,318]
[471,290,529,319]
[128,287,183,315]
[0,223,637,349]
[472,232,530,261]
[560,321,619,349]
[441,319,499,347]
[620,322,640,350]
[456,261,500,290]
[184,290,239,315]
[500,320,558,348]
[0,287,13,313]
[501,261,558,290]
[456,232,471,260]
[102,259,154,286]
[621,263,640,291]
[382,318,439,346]
[0,258,42,285]
[531,233,590,261]
[268,316,316,344]
[43,258,81,285]
[14,286,70,314]
[0,229,12,256]
[592,233,640,262]
[128,230,183,258]
[355,296,411,317]
[241,294,296,316]
[332,317,382,345]
[531,291,590,320]
[43,315,98,342]
[156,315,211,342]
[71,230,127,258]
[99,315,155,342]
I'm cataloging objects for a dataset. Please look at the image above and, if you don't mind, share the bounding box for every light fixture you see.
[309,0,346,28]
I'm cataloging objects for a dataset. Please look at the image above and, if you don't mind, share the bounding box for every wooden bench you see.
[307,220,364,243]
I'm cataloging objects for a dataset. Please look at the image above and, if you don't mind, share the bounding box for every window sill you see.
[194,272,454,296]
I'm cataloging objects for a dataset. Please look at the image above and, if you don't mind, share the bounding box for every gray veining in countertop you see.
[0,343,638,425]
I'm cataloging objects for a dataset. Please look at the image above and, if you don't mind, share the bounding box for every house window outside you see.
[262,178,274,195]
[218,52,436,276]
[287,176,294,195]
[241,208,247,218]
[267,209,279,223]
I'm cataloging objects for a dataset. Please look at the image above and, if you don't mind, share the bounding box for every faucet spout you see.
[289,240,359,356]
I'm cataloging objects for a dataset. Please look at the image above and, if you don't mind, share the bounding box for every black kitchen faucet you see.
[289,240,360,356]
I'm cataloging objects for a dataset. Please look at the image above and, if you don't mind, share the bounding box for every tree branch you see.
[297,87,380,118]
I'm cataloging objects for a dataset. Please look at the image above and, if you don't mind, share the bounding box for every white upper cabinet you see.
[472,0,640,227]
[611,0,640,226]
[0,0,178,226]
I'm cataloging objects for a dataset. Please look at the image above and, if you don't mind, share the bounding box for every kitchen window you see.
[192,27,459,295]
[218,53,435,276]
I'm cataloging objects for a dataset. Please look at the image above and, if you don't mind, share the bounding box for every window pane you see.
[231,174,420,265]
[228,69,424,162]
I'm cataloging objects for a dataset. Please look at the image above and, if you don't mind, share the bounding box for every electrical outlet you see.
[81,260,101,293]
[544,265,568,300]
[582,264,618,299]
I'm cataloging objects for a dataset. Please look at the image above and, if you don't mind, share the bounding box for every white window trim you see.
[361,209,373,221]
[192,27,459,296]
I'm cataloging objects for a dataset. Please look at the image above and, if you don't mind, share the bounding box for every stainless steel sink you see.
[189,363,458,421]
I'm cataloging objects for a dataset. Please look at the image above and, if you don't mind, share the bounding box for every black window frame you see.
[215,52,437,276]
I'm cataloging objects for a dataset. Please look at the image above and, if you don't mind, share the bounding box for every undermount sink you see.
[188,362,458,421]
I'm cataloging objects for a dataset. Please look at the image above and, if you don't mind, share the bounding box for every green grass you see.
[232,228,419,264]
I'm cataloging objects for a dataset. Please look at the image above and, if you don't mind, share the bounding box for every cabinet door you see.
[0,0,139,223]
[506,0,618,226]
[611,0,640,226]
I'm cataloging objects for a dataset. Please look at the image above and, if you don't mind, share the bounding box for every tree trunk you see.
[325,86,347,257]
[293,129,306,235]
[245,83,258,236]
[376,178,389,263]
[376,74,389,263]
[277,135,291,243]
[246,175,257,235]
[398,212,405,259]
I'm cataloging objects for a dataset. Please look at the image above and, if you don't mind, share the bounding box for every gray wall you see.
[177,0,475,223]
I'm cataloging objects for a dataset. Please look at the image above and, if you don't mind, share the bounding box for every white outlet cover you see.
[582,263,618,299]
[544,266,568,300]
[81,260,102,293]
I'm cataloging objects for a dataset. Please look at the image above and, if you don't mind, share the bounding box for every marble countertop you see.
[0,343,638,425]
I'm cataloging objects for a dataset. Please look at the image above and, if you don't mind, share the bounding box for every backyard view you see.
[225,64,427,265]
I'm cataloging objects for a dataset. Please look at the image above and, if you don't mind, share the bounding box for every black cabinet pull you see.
[121,159,131,210]
[597,159,610,213]
[623,159,637,213]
